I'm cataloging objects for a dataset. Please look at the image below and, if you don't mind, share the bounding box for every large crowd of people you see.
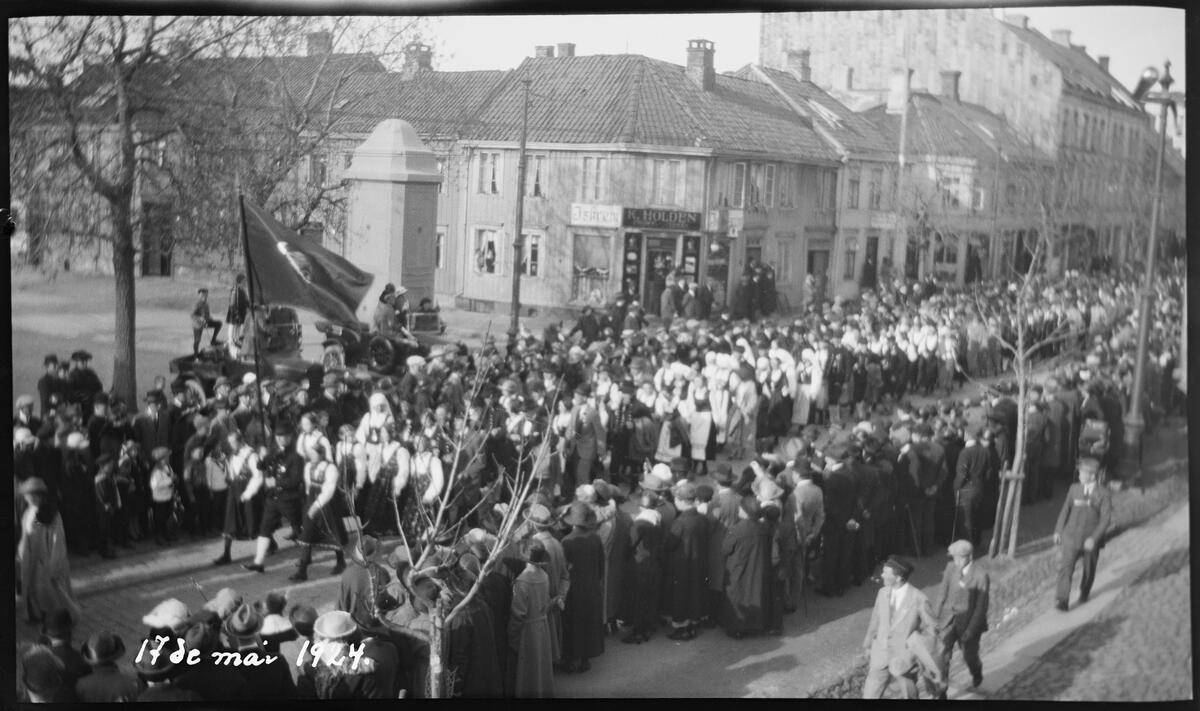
[14,259,1185,700]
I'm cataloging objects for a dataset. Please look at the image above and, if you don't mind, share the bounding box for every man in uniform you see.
[226,274,251,347]
[933,540,989,692]
[242,421,304,573]
[1053,457,1111,611]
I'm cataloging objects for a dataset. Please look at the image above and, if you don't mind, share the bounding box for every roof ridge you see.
[618,59,645,144]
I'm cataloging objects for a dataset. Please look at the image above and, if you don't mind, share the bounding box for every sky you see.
[429,7,1185,93]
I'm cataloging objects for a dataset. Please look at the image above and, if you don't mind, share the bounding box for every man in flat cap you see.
[1052,457,1111,611]
[862,556,940,698]
[932,540,989,693]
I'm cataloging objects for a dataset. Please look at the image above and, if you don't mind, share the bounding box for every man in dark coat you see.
[954,425,991,549]
[1021,402,1050,505]
[444,586,503,698]
[37,354,66,419]
[66,350,104,426]
[568,306,603,346]
[720,496,770,638]
[705,464,741,626]
[221,604,297,699]
[38,609,91,692]
[933,540,989,692]
[133,391,171,470]
[844,446,880,586]
[729,274,753,321]
[560,502,605,672]
[664,482,709,640]
[336,535,391,627]
[1053,458,1111,611]
[817,444,859,597]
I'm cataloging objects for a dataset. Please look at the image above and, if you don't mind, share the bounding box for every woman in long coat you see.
[17,478,82,624]
[528,507,569,665]
[664,483,709,639]
[621,506,663,644]
[560,503,605,672]
[590,483,631,632]
[509,544,554,698]
[720,496,770,638]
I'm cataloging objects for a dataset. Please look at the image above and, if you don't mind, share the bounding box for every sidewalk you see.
[945,498,1190,700]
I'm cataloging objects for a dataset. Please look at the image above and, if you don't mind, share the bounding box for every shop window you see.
[474,228,500,274]
[478,152,500,194]
[581,156,607,201]
[847,169,861,209]
[572,233,612,302]
[934,235,958,265]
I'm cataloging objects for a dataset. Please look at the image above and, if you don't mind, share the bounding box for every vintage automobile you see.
[169,305,311,393]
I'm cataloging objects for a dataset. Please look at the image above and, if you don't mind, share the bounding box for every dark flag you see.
[240,198,373,327]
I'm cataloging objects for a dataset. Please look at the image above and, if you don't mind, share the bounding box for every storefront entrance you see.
[806,249,830,304]
[638,233,702,316]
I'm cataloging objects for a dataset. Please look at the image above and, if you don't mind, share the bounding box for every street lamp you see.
[1120,60,1175,486]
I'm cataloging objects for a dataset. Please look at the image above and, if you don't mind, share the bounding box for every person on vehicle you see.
[191,288,224,356]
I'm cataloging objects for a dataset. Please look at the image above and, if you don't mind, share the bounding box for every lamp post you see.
[1120,60,1174,486]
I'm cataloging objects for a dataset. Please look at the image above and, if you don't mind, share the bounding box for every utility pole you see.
[508,77,532,340]
[1122,61,1174,485]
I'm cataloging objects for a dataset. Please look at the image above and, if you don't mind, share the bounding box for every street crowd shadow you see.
[992,614,1126,700]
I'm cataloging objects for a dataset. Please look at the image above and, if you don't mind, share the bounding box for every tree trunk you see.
[111,201,138,405]
[428,601,445,698]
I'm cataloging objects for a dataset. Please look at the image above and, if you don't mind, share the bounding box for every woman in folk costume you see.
[654,401,690,466]
[682,380,717,478]
[811,342,832,425]
[937,329,959,397]
[17,478,82,624]
[525,504,569,665]
[213,430,264,566]
[354,392,395,494]
[358,424,406,537]
[792,348,815,427]
[396,435,443,546]
[725,365,759,463]
[720,496,771,639]
[708,359,732,451]
[508,542,555,698]
[334,425,359,508]
[289,446,348,582]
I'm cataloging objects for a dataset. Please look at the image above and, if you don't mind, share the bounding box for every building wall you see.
[762,11,1070,156]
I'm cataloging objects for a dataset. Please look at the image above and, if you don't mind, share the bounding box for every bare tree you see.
[10,16,259,403]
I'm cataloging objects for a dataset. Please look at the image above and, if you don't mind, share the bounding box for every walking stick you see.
[950,490,961,543]
[190,577,209,603]
[905,504,923,558]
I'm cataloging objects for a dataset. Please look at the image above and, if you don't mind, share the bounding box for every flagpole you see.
[238,195,270,435]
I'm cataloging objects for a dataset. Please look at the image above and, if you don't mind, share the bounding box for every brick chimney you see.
[939,70,961,102]
[1003,14,1029,29]
[556,43,575,58]
[686,39,716,91]
[401,43,433,79]
[306,31,333,56]
[786,49,812,82]
[1098,55,1110,73]
[844,66,854,90]
[1051,29,1071,47]
[535,45,555,58]
[886,67,913,115]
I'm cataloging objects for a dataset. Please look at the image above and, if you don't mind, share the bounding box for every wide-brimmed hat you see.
[133,639,183,682]
[289,605,319,639]
[81,632,126,666]
[563,501,598,528]
[18,477,48,497]
[142,598,190,633]
[21,646,65,694]
[70,349,93,362]
[313,610,358,641]
[524,503,555,529]
[203,588,242,619]
[711,462,734,486]
[222,603,264,645]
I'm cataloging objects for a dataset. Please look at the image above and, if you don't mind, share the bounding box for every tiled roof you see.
[461,55,839,163]
[861,92,1047,164]
[1003,24,1141,112]
[730,64,894,158]
[336,70,509,137]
